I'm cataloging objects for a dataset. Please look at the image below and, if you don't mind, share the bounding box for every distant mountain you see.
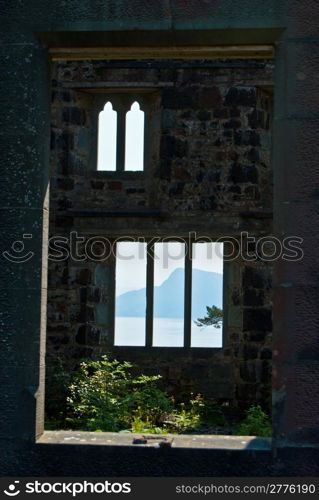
[116,268,223,318]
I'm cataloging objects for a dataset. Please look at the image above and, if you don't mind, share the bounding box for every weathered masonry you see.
[47,59,274,410]
[2,0,319,476]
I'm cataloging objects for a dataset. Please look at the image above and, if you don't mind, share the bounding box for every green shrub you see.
[46,355,232,435]
[130,408,166,434]
[236,405,271,437]
[161,399,200,433]
[65,355,173,432]
[195,395,226,426]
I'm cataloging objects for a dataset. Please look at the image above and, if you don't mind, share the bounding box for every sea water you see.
[114,316,222,348]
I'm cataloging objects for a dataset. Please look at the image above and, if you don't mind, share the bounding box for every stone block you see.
[243,308,272,332]
[0,135,49,209]
[87,287,101,303]
[77,268,92,285]
[280,41,319,119]
[57,178,74,191]
[236,382,259,408]
[228,163,258,184]
[207,381,235,399]
[245,147,260,163]
[0,208,45,289]
[244,288,265,307]
[240,344,259,360]
[107,181,122,190]
[286,0,319,37]
[160,135,188,159]
[272,285,319,363]
[234,130,260,146]
[227,306,242,328]
[223,119,241,129]
[198,86,222,108]
[260,348,272,360]
[273,363,319,444]
[0,288,45,366]
[224,87,256,107]
[95,303,110,325]
[246,331,267,342]
[273,118,319,202]
[62,107,87,126]
[94,264,112,287]
[247,109,264,129]
[51,129,74,152]
[243,267,271,289]
[209,364,234,379]
[0,362,45,440]
[87,326,101,346]
[161,87,198,109]
[75,325,86,345]
[240,360,257,382]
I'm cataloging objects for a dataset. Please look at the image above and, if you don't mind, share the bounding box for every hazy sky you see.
[97,102,117,171]
[116,242,223,295]
[97,101,144,171]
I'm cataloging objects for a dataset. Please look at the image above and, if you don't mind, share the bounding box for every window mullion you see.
[110,246,116,346]
[116,105,126,172]
[184,242,192,348]
[145,242,154,347]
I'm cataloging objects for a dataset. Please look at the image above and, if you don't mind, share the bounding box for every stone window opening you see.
[114,239,224,348]
[97,101,117,171]
[124,101,145,171]
[94,93,152,173]
[47,58,273,441]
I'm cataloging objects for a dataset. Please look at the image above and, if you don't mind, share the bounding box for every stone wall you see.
[47,59,274,410]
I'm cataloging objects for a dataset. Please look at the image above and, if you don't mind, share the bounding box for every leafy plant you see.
[46,355,233,435]
[236,405,271,437]
[195,306,223,328]
[130,408,166,434]
[195,395,226,426]
[164,394,227,433]
[65,355,173,432]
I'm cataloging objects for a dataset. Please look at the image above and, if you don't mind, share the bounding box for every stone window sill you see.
[38,431,271,450]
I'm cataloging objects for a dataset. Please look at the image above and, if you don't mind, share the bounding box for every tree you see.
[195,305,223,328]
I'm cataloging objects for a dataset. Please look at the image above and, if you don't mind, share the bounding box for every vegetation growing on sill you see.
[45,355,271,437]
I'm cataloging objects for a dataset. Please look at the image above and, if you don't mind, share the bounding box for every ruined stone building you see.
[47,58,274,412]
[2,0,319,476]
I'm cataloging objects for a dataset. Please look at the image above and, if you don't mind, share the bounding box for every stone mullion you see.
[145,242,154,347]
[116,104,126,172]
[184,241,192,348]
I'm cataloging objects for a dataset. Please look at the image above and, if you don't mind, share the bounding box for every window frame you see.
[111,237,227,351]
[90,89,159,175]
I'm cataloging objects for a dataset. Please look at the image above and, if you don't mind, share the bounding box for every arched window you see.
[124,101,145,171]
[97,101,117,171]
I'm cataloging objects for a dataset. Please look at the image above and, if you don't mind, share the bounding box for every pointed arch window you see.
[96,97,145,172]
[124,101,145,171]
[97,101,117,171]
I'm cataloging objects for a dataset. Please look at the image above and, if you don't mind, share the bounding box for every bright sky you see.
[115,242,224,296]
[97,101,144,171]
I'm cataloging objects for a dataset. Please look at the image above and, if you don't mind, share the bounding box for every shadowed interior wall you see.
[47,59,273,410]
